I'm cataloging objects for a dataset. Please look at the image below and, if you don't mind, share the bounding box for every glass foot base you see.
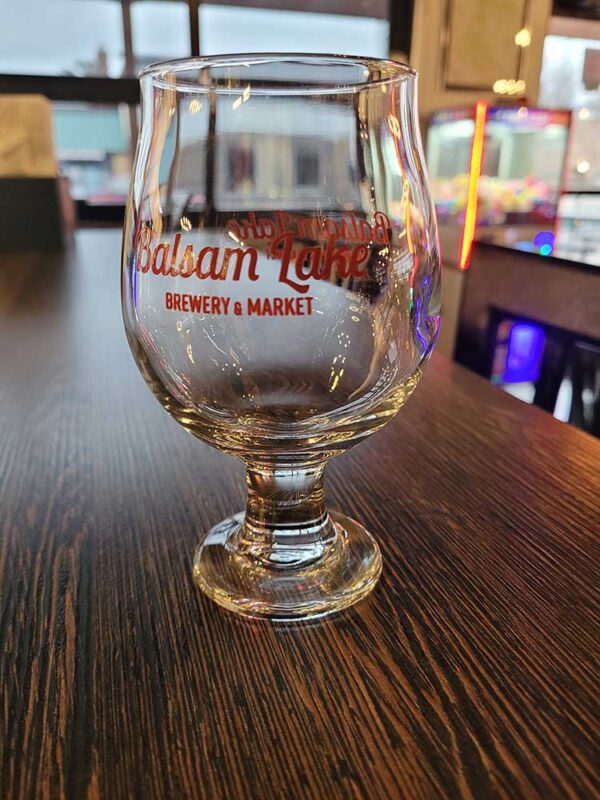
[193,511,382,621]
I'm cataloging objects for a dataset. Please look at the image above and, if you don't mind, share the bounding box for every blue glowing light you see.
[131,252,138,308]
[533,231,555,248]
[515,240,536,253]
[539,243,553,256]
[413,296,428,352]
[503,323,545,384]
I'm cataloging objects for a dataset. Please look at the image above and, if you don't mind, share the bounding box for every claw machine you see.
[426,104,571,268]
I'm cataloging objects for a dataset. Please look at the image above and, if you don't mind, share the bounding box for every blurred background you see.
[0,0,598,435]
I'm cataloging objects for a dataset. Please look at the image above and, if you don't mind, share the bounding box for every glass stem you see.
[235,462,338,570]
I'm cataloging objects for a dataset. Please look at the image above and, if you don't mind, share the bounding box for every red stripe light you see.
[459,101,488,270]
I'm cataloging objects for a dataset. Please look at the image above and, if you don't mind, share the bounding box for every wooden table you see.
[1,231,598,800]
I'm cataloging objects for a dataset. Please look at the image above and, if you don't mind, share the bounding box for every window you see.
[539,35,600,111]
[0,0,190,77]
[296,150,320,188]
[53,104,134,205]
[199,4,389,57]
[0,0,392,221]
[0,0,123,77]
[0,1,390,75]
[227,146,255,191]
[131,2,190,72]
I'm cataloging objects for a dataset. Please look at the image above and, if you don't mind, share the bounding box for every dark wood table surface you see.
[1,230,598,800]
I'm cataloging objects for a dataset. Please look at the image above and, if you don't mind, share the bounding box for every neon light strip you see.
[459,101,488,270]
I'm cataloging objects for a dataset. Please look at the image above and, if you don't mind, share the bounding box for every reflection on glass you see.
[175,94,365,213]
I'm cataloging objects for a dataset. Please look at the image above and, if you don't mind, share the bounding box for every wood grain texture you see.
[0,230,599,800]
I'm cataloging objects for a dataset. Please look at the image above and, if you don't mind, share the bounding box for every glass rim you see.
[140,53,417,96]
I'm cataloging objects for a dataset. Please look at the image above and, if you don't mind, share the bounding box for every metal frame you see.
[0,74,140,104]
